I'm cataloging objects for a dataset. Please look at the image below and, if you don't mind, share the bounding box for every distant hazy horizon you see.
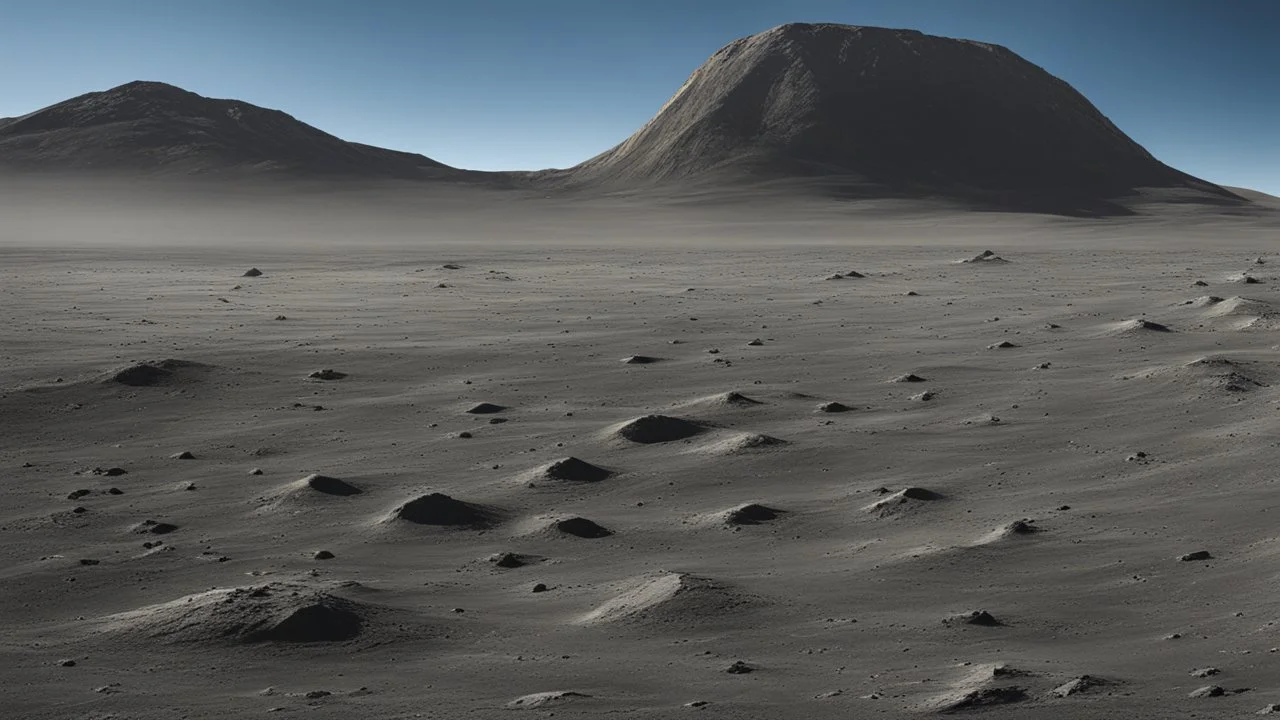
[1,0,1276,194]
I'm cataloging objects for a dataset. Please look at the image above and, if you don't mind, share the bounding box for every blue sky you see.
[1,0,1276,193]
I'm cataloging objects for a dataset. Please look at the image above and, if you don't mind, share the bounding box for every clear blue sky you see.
[1,0,1276,193]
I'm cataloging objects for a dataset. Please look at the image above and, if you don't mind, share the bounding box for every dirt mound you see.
[703,432,788,454]
[98,582,369,644]
[507,691,591,709]
[962,250,1009,264]
[817,401,853,413]
[611,415,706,444]
[103,359,207,387]
[527,457,613,484]
[578,573,755,627]
[1110,318,1172,334]
[721,503,784,526]
[677,391,765,411]
[864,487,943,516]
[465,402,507,415]
[242,268,263,277]
[299,474,362,496]
[553,516,612,538]
[387,493,497,528]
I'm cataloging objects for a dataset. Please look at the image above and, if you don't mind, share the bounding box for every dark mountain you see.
[546,23,1240,213]
[0,81,459,179]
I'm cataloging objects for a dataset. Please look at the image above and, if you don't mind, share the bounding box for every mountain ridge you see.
[0,25,1254,216]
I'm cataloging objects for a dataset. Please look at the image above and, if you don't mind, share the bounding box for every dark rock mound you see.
[171,451,195,460]
[466,402,506,414]
[1179,550,1212,562]
[308,369,347,380]
[1051,675,1109,698]
[539,457,613,483]
[105,359,204,387]
[724,503,783,525]
[246,601,362,642]
[941,686,1027,711]
[621,355,662,364]
[613,415,705,444]
[945,610,1001,627]
[301,474,362,496]
[489,552,534,569]
[892,373,927,383]
[963,250,1009,264]
[817,401,853,413]
[103,583,370,645]
[390,493,495,527]
[242,268,263,277]
[555,517,612,538]
[987,340,1019,349]
[133,520,178,535]
[999,519,1039,536]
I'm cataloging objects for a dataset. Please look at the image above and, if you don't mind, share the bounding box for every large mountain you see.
[548,23,1238,212]
[0,81,459,179]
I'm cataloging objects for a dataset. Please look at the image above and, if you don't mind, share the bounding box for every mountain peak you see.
[0,81,455,178]
[557,23,1233,212]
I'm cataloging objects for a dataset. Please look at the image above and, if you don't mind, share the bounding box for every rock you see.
[313,550,335,560]
[171,451,195,460]
[1190,667,1221,678]
[1189,685,1225,698]
[242,268,263,277]
[532,583,548,593]
[59,659,76,667]
[308,369,347,380]
[67,489,91,500]
[946,610,1000,626]
[725,660,754,674]
[1180,551,1212,562]
[817,401,853,413]
[466,402,506,414]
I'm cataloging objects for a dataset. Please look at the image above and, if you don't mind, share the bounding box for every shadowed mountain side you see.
[0,81,498,182]
[535,23,1242,216]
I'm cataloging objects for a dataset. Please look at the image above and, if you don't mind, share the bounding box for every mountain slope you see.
[0,81,457,179]
[549,23,1239,212]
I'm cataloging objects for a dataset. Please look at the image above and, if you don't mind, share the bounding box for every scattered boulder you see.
[242,268,263,277]
[1179,551,1212,562]
[892,373,927,383]
[725,660,754,674]
[170,451,195,460]
[987,340,1019,349]
[1191,667,1221,678]
[621,355,661,364]
[313,551,335,560]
